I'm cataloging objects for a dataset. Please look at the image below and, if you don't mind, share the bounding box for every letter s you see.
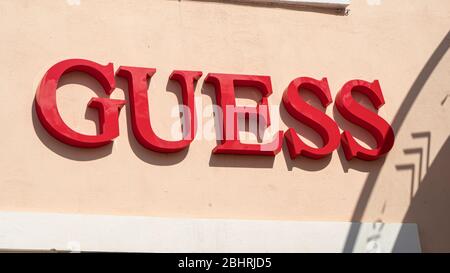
[335,80,395,161]
[282,77,341,159]
[35,59,126,147]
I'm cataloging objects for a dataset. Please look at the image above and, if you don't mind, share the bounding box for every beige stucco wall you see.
[0,0,449,252]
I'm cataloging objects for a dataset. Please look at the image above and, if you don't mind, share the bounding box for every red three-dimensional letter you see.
[335,80,395,161]
[35,59,126,148]
[117,67,202,153]
[282,77,341,159]
[205,73,283,156]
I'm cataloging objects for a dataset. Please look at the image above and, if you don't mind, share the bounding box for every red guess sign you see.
[35,59,395,161]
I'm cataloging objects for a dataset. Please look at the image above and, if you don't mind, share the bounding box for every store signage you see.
[35,59,395,161]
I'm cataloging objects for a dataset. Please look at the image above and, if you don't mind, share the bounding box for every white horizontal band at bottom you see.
[0,211,420,253]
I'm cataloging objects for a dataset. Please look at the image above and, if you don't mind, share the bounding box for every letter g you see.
[35,59,126,147]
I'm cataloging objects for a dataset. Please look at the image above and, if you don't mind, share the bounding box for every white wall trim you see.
[0,212,420,253]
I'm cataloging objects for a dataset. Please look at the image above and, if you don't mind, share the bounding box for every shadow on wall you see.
[396,132,431,201]
[344,30,450,253]
[393,136,450,253]
[177,0,349,16]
